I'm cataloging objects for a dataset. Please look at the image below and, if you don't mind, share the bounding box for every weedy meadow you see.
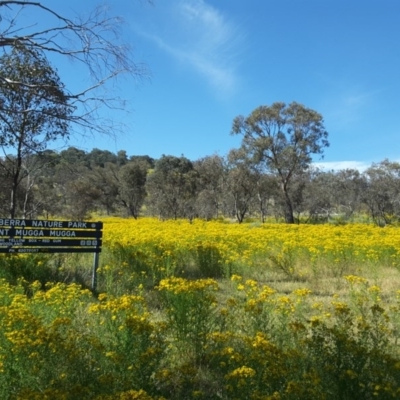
[0,218,400,399]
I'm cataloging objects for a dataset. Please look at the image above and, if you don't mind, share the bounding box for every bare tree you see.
[0,0,149,135]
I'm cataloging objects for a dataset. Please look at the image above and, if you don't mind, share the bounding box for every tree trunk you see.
[258,193,267,223]
[282,185,295,224]
[10,148,23,219]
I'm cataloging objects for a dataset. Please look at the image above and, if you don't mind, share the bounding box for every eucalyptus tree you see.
[87,149,118,168]
[91,163,120,215]
[118,160,149,218]
[232,102,329,223]
[300,169,335,222]
[59,147,89,168]
[64,178,102,220]
[225,149,259,223]
[0,1,150,135]
[0,45,73,218]
[146,155,198,220]
[330,169,367,219]
[0,157,13,216]
[363,160,400,226]
[30,150,64,218]
[193,154,226,220]
[250,167,280,223]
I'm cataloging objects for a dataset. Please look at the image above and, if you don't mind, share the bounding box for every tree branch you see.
[0,1,150,136]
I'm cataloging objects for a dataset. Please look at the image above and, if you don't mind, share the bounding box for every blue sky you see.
[23,1,400,170]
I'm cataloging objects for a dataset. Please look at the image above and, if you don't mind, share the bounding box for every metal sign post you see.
[92,251,100,292]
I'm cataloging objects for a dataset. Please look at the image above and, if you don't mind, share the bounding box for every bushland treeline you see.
[0,146,398,225]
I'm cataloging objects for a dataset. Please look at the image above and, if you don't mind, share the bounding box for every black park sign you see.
[0,219,102,254]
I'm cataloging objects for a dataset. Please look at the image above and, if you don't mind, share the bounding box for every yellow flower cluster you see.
[0,279,167,399]
[344,275,368,285]
[1,217,400,399]
[157,277,219,295]
[100,218,400,281]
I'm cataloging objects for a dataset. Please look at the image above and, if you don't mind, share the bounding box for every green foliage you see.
[232,102,329,224]
[0,254,58,288]
[118,161,149,218]
[0,269,399,399]
[146,155,198,220]
[0,281,166,400]
[157,277,219,362]
[0,45,73,218]
[195,243,226,278]
[0,45,73,151]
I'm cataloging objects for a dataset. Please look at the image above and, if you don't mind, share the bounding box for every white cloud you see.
[324,90,374,128]
[135,0,244,95]
[313,161,370,172]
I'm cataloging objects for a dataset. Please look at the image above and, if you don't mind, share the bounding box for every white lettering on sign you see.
[15,229,44,236]
[50,230,76,237]
[32,220,63,228]
[0,229,10,235]
[0,219,26,227]
[67,221,87,228]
